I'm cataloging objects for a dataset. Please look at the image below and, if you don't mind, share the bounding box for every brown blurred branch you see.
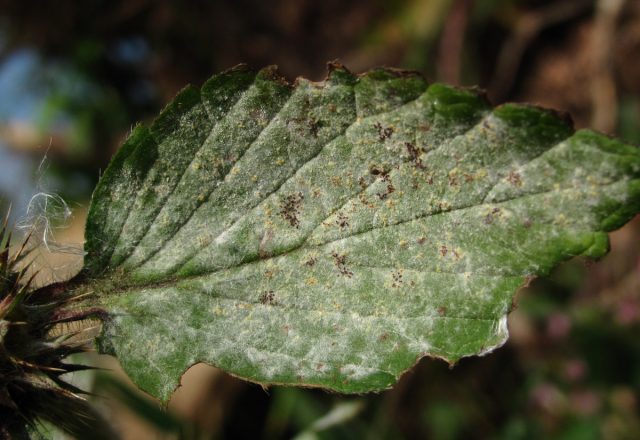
[489,0,593,102]
[590,0,626,133]
[437,0,472,84]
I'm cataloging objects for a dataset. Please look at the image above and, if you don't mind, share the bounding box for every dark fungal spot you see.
[279,192,304,228]
[378,333,390,342]
[426,173,434,185]
[308,118,323,137]
[484,207,501,225]
[391,269,403,288]
[332,252,353,278]
[359,192,373,208]
[405,142,425,169]
[336,213,349,229]
[440,245,448,257]
[304,257,317,267]
[376,183,395,200]
[507,170,522,187]
[286,115,322,138]
[375,170,395,200]
[437,306,447,317]
[260,291,276,305]
[373,122,394,141]
[249,108,266,123]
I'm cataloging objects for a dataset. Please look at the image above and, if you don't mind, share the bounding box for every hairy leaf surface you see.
[80,64,640,401]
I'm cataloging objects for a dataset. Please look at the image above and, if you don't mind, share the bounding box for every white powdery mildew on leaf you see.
[82,65,640,401]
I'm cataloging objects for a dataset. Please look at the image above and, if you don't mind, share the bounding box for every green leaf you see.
[79,64,640,402]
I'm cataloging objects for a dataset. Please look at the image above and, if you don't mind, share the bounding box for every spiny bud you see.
[0,211,115,440]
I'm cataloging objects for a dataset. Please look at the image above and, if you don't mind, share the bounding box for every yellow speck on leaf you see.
[553,213,569,226]
[476,168,488,179]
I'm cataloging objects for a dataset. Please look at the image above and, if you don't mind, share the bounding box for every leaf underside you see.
[80,64,640,402]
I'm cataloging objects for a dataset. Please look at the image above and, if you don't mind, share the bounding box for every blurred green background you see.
[0,0,639,438]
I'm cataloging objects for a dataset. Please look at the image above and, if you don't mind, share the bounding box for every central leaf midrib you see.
[94,177,630,302]
[110,286,502,324]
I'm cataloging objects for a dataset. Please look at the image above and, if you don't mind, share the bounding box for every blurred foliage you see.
[0,0,639,438]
